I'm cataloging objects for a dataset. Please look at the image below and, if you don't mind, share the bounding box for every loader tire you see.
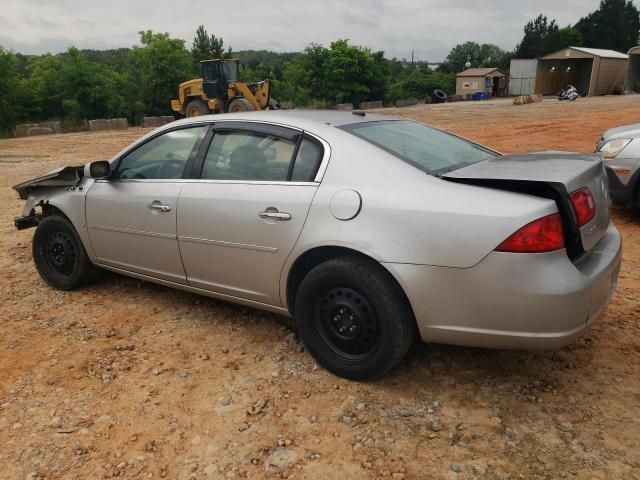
[185,99,210,117]
[228,98,255,113]
[268,98,281,110]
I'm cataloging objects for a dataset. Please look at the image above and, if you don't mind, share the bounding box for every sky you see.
[0,0,606,61]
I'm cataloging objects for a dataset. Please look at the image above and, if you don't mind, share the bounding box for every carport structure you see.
[626,46,640,92]
[535,47,628,96]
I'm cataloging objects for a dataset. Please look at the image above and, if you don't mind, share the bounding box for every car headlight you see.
[599,138,632,159]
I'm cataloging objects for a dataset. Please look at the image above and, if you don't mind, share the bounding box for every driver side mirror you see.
[84,160,111,179]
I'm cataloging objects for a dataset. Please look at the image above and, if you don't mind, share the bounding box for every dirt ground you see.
[1,95,639,480]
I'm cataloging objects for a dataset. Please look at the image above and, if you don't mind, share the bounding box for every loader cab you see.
[201,59,240,99]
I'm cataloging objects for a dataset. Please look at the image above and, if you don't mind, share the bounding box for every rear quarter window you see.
[340,120,497,174]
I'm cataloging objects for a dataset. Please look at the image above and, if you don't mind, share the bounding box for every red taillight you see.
[570,188,596,227]
[496,213,565,253]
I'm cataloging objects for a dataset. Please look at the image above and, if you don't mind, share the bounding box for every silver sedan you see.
[14,111,622,380]
[596,121,640,208]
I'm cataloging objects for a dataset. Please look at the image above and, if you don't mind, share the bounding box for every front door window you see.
[113,127,205,180]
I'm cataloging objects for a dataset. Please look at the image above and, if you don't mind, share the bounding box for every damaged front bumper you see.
[15,215,40,230]
[12,165,83,200]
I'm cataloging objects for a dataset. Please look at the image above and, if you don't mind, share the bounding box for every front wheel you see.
[32,215,98,290]
[185,99,210,117]
[228,98,255,113]
[295,257,416,380]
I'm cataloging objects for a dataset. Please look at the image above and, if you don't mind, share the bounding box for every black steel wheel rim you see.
[43,230,77,276]
[313,287,380,360]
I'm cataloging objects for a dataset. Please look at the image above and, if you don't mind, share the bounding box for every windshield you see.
[201,61,220,82]
[223,61,239,82]
[340,120,498,174]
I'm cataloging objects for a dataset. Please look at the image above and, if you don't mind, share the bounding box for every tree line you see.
[0,0,637,135]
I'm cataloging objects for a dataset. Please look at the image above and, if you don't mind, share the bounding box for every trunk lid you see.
[443,152,610,257]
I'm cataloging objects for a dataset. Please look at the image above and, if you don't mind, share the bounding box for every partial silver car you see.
[14,111,621,379]
[596,121,640,208]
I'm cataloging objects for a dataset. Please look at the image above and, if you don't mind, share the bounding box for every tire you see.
[32,215,98,291]
[268,98,281,110]
[228,98,255,113]
[432,89,447,103]
[295,257,416,380]
[185,99,210,117]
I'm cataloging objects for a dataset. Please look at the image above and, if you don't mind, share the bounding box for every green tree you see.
[131,30,193,115]
[514,15,584,58]
[321,40,377,104]
[191,25,232,69]
[369,50,391,101]
[278,55,314,105]
[575,0,640,52]
[388,69,455,102]
[0,46,20,133]
[514,15,556,58]
[27,47,128,122]
[275,41,385,106]
[443,42,510,72]
[548,26,584,51]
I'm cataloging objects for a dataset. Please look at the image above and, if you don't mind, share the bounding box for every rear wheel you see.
[228,98,255,113]
[185,99,210,117]
[295,257,416,380]
[32,215,98,290]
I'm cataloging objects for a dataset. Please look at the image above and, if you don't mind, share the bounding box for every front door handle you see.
[258,209,291,221]
[147,202,171,213]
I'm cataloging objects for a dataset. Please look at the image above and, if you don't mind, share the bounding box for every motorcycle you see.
[557,85,579,101]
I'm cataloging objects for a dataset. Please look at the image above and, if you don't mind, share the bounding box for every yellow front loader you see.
[171,59,279,117]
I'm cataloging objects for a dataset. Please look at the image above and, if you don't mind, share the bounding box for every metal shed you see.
[536,47,628,96]
[455,68,509,97]
[508,59,538,95]
[626,46,640,92]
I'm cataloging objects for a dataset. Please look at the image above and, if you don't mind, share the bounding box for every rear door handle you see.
[147,202,171,213]
[258,209,291,221]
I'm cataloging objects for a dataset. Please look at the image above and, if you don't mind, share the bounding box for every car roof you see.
[261,109,395,126]
[171,109,398,131]
[117,110,406,163]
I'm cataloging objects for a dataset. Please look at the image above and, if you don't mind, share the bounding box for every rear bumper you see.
[385,222,622,349]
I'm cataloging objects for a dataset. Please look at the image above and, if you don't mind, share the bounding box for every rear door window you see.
[201,130,296,181]
[291,138,323,182]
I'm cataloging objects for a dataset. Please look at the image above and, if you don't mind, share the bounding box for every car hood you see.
[13,165,83,200]
[602,121,640,140]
